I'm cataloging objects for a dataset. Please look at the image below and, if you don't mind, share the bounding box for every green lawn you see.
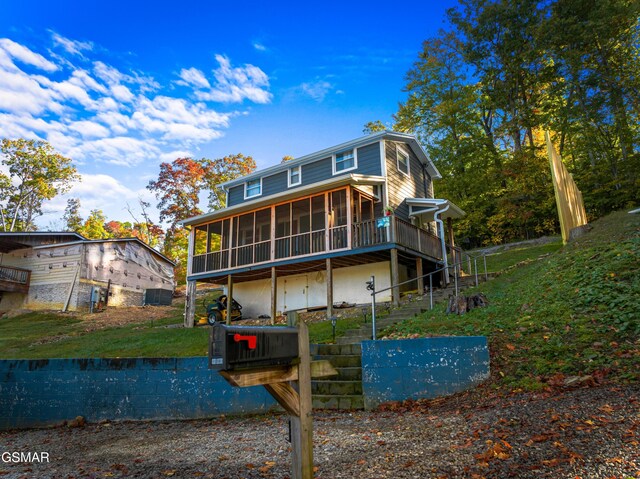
[481,239,563,273]
[382,210,640,389]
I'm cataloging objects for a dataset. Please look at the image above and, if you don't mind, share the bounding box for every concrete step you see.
[333,367,362,380]
[311,380,362,395]
[312,394,364,410]
[315,354,361,368]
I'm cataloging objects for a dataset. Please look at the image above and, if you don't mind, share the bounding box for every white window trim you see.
[244,178,263,199]
[332,148,358,176]
[396,145,410,177]
[288,165,302,187]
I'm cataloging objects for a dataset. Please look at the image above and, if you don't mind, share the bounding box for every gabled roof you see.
[0,232,86,252]
[0,232,175,266]
[220,130,441,190]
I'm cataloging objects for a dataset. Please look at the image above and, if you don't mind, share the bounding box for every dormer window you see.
[288,165,301,187]
[244,178,262,199]
[397,147,410,176]
[333,149,357,175]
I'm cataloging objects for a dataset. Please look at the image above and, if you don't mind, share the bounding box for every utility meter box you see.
[208,324,299,371]
[90,286,101,303]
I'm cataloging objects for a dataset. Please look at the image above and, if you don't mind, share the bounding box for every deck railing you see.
[191,216,444,274]
[0,265,31,293]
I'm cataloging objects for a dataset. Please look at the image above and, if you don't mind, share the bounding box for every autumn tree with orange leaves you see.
[147,154,255,280]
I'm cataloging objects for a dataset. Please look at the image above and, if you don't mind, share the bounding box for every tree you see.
[363,120,388,134]
[0,139,79,231]
[78,209,109,239]
[63,198,83,233]
[147,154,256,281]
[202,153,256,210]
[147,158,207,228]
[281,155,295,163]
[125,198,164,247]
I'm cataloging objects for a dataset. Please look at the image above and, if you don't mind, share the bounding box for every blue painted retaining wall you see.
[361,336,490,410]
[0,357,277,430]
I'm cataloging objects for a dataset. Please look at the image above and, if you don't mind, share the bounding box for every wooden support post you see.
[291,321,313,479]
[184,280,196,328]
[416,257,424,294]
[226,275,233,325]
[271,267,277,325]
[390,248,400,307]
[326,258,333,319]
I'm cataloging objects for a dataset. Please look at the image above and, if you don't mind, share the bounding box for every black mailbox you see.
[208,324,299,371]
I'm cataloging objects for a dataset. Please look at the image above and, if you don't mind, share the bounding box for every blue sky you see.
[0,0,456,228]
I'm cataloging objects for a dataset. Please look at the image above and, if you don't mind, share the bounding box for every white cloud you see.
[0,38,58,72]
[67,136,161,166]
[66,120,110,139]
[51,33,93,56]
[253,42,267,52]
[300,80,334,102]
[177,67,210,89]
[196,54,272,104]
[111,84,134,103]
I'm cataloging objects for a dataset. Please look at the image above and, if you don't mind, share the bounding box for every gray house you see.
[181,131,464,323]
[0,232,175,313]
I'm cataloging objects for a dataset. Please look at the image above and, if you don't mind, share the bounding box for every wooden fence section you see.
[546,131,588,243]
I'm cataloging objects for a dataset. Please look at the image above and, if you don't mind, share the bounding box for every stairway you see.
[311,276,479,410]
[310,343,363,409]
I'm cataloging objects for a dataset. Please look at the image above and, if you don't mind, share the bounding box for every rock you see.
[563,375,595,387]
[67,416,86,428]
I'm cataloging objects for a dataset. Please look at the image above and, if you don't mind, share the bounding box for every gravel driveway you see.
[1,384,638,479]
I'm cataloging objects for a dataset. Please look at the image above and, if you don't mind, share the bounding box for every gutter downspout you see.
[434,204,450,285]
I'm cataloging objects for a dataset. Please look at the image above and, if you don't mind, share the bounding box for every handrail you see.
[366,250,488,340]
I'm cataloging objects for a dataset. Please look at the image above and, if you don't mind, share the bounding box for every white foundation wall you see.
[232,261,392,319]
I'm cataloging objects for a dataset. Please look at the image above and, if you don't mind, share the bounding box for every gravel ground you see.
[1,384,638,479]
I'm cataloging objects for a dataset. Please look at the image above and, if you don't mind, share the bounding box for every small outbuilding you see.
[0,232,175,312]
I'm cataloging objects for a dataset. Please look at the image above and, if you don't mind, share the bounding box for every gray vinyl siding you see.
[228,185,244,206]
[301,157,332,186]
[384,140,432,221]
[355,143,382,176]
[263,171,288,197]
[226,141,383,207]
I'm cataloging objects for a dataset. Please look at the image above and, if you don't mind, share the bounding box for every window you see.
[397,147,410,176]
[288,165,301,187]
[333,149,357,174]
[244,178,262,199]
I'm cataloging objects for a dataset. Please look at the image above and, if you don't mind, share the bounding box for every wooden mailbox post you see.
[209,322,336,479]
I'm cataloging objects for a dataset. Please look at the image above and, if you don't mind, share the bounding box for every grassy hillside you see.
[383,210,640,389]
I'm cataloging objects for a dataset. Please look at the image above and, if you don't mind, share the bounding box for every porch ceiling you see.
[0,238,30,253]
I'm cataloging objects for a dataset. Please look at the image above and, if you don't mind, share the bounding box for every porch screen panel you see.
[292,198,311,256]
[221,219,230,269]
[352,193,380,248]
[330,189,347,250]
[206,221,225,271]
[311,194,326,253]
[254,208,271,263]
[193,225,208,273]
[235,212,254,266]
[275,203,291,259]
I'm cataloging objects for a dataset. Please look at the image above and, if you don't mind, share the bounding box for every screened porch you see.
[190,186,442,275]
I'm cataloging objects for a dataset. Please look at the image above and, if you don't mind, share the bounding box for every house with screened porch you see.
[181,131,464,324]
